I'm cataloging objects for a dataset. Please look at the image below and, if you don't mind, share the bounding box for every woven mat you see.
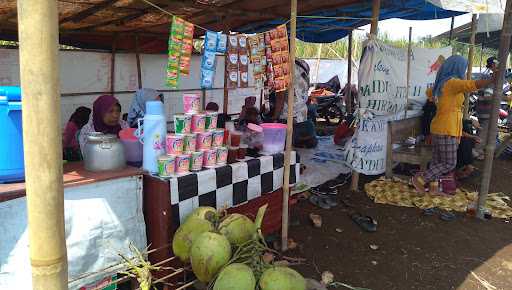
[365,177,512,219]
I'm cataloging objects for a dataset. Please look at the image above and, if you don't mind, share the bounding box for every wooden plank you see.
[111,34,118,94]
[346,31,353,114]
[464,14,478,119]
[59,0,119,24]
[135,34,142,89]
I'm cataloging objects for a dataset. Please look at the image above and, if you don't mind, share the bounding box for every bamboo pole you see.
[477,0,512,219]
[346,31,353,114]
[135,34,142,89]
[17,0,68,289]
[370,0,381,35]
[405,27,412,119]
[351,0,380,191]
[111,34,118,95]
[314,44,322,83]
[464,14,478,120]
[449,16,455,45]
[223,27,229,114]
[281,0,297,252]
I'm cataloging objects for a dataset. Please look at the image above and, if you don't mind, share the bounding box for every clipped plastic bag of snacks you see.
[227,70,238,88]
[205,30,218,52]
[217,33,227,53]
[201,69,215,89]
[202,50,217,70]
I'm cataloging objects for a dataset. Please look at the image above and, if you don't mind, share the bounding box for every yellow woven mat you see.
[364,177,512,219]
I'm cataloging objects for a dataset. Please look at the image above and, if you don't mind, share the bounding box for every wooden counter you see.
[0,162,143,202]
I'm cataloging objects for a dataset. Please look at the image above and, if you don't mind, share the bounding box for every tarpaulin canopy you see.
[0,0,463,51]
[237,0,464,43]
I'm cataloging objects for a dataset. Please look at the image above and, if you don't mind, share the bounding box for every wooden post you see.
[405,27,412,119]
[223,26,230,114]
[477,0,512,219]
[111,34,118,95]
[17,0,68,289]
[464,14,478,119]
[346,31,353,114]
[479,42,485,72]
[351,0,380,191]
[135,34,143,89]
[201,88,206,110]
[281,0,297,252]
[448,16,455,45]
[314,44,322,83]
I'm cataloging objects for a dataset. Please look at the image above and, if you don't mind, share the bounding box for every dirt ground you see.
[287,158,512,290]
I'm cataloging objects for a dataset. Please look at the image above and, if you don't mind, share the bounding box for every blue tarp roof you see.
[235,0,465,43]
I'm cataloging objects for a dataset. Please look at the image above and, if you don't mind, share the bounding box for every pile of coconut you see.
[172,204,306,290]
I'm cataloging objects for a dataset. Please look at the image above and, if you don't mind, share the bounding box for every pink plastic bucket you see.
[260,123,287,154]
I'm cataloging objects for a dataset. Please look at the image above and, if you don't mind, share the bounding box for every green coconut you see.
[259,267,306,290]
[185,206,218,223]
[190,232,232,283]
[172,217,214,262]
[213,263,256,290]
[218,214,256,246]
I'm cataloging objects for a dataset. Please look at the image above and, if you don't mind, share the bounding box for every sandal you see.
[439,211,456,221]
[350,212,377,232]
[423,207,439,216]
[320,195,338,207]
[309,195,331,209]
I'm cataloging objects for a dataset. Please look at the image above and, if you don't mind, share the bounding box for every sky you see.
[354,13,473,41]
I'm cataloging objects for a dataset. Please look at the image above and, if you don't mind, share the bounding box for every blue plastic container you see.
[138,101,166,174]
[0,86,24,183]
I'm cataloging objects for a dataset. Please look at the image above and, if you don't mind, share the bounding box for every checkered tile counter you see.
[170,151,300,224]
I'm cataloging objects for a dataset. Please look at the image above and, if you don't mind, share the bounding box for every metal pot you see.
[83,132,126,172]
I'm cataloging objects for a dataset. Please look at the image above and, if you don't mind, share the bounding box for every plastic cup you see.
[182,133,197,153]
[196,131,213,150]
[202,149,217,168]
[211,129,225,147]
[230,131,241,147]
[191,113,206,133]
[227,146,238,164]
[190,151,204,171]
[174,114,188,134]
[175,154,190,174]
[183,93,201,113]
[157,155,175,177]
[237,144,248,160]
[166,134,184,155]
[205,111,219,129]
[217,146,229,165]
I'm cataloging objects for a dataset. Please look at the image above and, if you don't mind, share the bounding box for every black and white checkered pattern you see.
[170,152,300,224]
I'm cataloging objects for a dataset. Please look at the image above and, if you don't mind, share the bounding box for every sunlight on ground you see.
[458,244,512,290]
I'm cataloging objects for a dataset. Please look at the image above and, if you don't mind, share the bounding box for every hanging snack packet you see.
[228,34,239,52]
[217,33,228,53]
[201,69,215,89]
[239,53,249,71]
[227,70,238,89]
[205,31,218,52]
[202,50,217,71]
[240,71,249,88]
[166,16,185,88]
[180,21,195,75]
[238,35,248,52]
[227,52,239,69]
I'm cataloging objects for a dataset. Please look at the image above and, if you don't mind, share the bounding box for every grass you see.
[296,32,497,67]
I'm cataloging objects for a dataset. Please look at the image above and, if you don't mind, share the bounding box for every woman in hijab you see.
[78,95,128,152]
[63,106,91,161]
[412,55,495,194]
[127,88,162,128]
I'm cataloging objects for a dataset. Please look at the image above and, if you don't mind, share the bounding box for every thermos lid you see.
[146,100,164,115]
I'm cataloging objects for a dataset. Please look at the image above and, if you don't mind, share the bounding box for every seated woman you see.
[239,107,263,150]
[79,95,128,153]
[127,88,162,128]
[63,106,91,161]
[206,102,231,128]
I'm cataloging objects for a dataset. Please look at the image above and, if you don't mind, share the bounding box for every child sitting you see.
[238,107,263,150]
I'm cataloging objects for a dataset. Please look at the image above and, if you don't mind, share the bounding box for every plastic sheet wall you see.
[0,49,259,127]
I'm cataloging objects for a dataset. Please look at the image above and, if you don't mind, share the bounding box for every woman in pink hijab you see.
[78,95,128,152]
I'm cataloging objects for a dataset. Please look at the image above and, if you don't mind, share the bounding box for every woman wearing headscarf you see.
[78,95,128,153]
[412,55,495,194]
[127,88,162,128]
[63,106,91,161]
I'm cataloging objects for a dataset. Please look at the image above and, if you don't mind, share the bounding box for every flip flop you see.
[350,212,377,232]
[309,195,331,209]
[423,207,439,216]
[325,178,348,189]
[320,195,338,207]
[439,211,456,221]
[311,186,337,196]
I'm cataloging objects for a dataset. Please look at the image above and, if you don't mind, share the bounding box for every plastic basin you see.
[261,123,287,154]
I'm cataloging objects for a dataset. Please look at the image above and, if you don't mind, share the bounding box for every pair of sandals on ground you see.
[308,174,377,232]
